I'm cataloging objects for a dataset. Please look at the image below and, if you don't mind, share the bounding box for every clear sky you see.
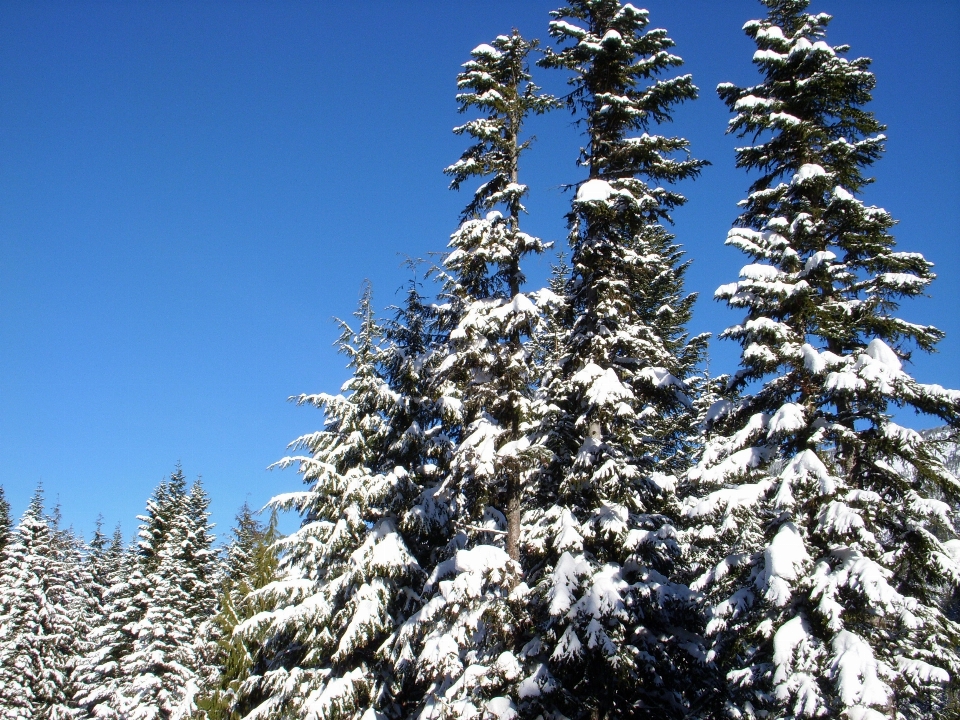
[1,0,957,543]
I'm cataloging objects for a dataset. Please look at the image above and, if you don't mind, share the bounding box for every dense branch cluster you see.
[1,2,958,719]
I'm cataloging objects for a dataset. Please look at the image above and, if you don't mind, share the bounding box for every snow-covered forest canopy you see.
[2,1,959,718]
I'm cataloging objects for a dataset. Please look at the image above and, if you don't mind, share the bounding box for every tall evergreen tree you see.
[524,2,708,716]
[86,516,111,603]
[120,525,199,720]
[686,2,960,717]
[0,488,87,719]
[384,31,558,718]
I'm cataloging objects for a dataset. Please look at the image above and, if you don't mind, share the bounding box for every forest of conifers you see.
[2,1,959,718]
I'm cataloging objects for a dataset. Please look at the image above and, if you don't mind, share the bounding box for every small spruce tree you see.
[240,286,424,718]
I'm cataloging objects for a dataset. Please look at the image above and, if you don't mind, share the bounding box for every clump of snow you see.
[705,399,733,423]
[801,344,825,374]
[739,263,779,281]
[803,250,836,273]
[585,368,634,407]
[601,29,622,44]
[760,522,810,605]
[792,164,827,184]
[864,338,901,372]
[576,179,615,202]
[485,697,517,719]
[768,403,805,437]
[830,631,891,709]
[472,43,501,57]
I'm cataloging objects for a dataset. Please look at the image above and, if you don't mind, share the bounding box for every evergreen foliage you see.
[685,1,960,717]
[138,465,188,574]
[73,528,141,719]
[0,486,12,559]
[193,505,281,720]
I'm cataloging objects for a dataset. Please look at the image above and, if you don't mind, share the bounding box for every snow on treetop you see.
[575,178,615,203]
[616,3,646,20]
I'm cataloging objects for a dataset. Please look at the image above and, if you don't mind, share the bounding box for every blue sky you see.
[1,0,957,542]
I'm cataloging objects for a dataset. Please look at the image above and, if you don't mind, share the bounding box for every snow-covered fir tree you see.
[0,488,88,719]
[181,478,219,623]
[382,270,450,526]
[120,522,201,719]
[381,31,560,718]
[513,2,709,716]
[119,472,217,718]
[85,516,112,607]
[684,1,960,717]
[238,285,425,718]
[72,537,151,719]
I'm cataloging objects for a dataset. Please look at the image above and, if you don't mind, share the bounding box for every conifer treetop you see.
[540,0,702,192]
[446,30,559,222]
